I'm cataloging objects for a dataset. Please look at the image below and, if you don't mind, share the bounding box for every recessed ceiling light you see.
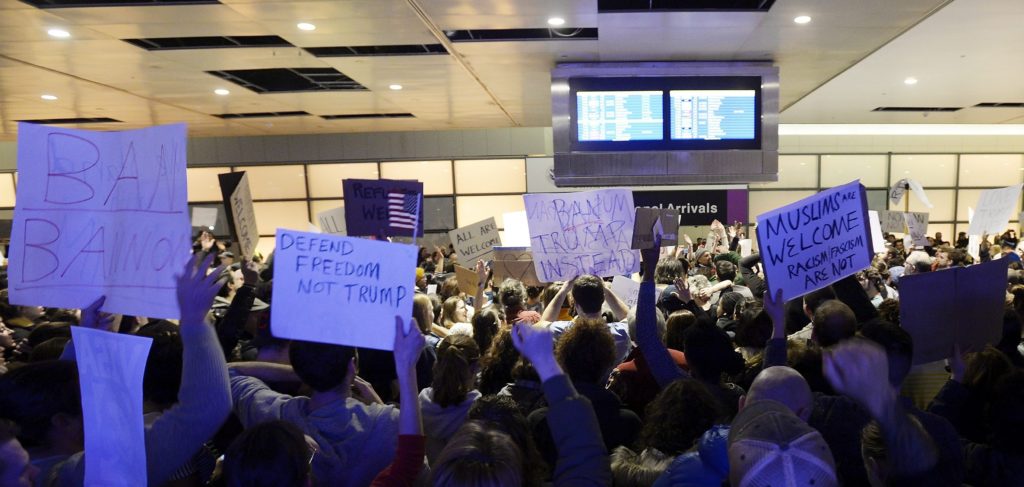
[548,17,566,26]
[793,15,811,24]
[47,28,71,38]
[40,94,58,101]
[214,88,230,96]
[297,22,316,31]
[904,77,918,85]
[389,84,403,91]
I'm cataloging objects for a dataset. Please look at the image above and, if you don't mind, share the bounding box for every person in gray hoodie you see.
[419,334,481,465]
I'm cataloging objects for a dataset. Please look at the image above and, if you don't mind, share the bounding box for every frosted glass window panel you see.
[959,154,1024,187]
[820,155,887,188]
[454,159,527,194]
[895,189,954,221]
[866,190,888,212]
[749,155,817,189]
[0,173,14,207]
[957,189,1020,223]
[890,155,956,187]
[424,197,456,231]
[235,165,307,200]
[253,201,310,236]
[307,163,379,198]
[381,161,453,195]
[256,237,277,262]
[186,167,231,203]
[187,203,229,235]
[310,199,345,220]
[456,195,526,228]
[749,190,816,220]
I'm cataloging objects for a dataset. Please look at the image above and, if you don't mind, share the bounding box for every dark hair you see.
[963,346,1013,394]
[639,379,722,455]
[0,289,21,321]
[478,329,520,396]
[0,360,80,447]
[654,258,683,285]
[432,335,481,408]
[538,283,564,309]
[30,337,71,362]
[223,420,311,487]
[714,260,737,282]
[27,322,71,349]
[288,341,357,392]
[570,275,605,315]
[683,323,745,381]
[499,279,529,316]
[734,306,772,349]
[555,318,616,384]
[472,308,501,356]
[999,307,1023,351]
[135,326,184,406]
[432,421,523,486]
[877,298,901,325]
[717,292,745,319]
[665,310,696,351]
[803,287,837,314]
[811,300,857,347]
[467,396,545,487]
[949,248,969,267]
[989,370,1024,453]
[860,321,913,387]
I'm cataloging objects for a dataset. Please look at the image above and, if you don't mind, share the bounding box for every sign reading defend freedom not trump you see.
[271,229,417,351]
[524,188,640,281]
[756,180,873,301]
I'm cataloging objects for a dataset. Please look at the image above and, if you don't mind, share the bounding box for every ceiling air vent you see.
[22,0,218,8]
[124,35,291,51]
[445,28,598,42]
[207,68,367,93]
[321,113,415,120]
[598,0,775,12]
[872,106,963,112]
[305,44,447,57]
[214,111,310,119]
[974,102,1024,108]
[18,117,123,124]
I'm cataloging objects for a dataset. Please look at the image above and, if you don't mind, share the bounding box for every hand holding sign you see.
[81,295,117,333]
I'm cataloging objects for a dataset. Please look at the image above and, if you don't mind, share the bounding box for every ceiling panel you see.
[418,0,598,29]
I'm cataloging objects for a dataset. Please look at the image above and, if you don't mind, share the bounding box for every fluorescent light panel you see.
[779,124,1024,136]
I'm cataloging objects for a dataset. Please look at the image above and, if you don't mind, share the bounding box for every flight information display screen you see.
[576,91,663,141]
[670,90,756,140]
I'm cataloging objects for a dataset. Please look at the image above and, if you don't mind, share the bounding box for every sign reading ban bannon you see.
[757,180,873,301]
[271,229,417,351]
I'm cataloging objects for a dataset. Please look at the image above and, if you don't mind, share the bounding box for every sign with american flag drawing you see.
[342,178,424,237]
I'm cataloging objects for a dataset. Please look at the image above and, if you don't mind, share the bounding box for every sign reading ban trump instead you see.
[524,188,639,281]
[756,180,873,301]
[271,229,417,351]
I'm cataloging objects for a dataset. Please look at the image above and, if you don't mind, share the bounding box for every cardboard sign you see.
[492,246,544,286]
[218,172,258,259]
[868,211,886,254]
[502,211,531,247]
[316,206,347,235]
[610,275,642,309]
[756,180,873,302]
[448,217,501,265]
[967,184,1023,236]
[72,327,152,487]
[454,264,480,296]
[271,229,417,350]
[900,259,1009,364]
[903,212,929,247]
[632,208,679,249]
[342,179,424,237]
[877,210,929,234]
[523,188,640,281]
[8,123,190,319]
[889,179,908,207]
[191,207,218,228]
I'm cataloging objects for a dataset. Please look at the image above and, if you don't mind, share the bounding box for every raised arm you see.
[372,317,426,487]
[473,259,487,311]
[541,279,573,323]
[603,284,630,321]
[763,288,788,368]
[637,237,686,388]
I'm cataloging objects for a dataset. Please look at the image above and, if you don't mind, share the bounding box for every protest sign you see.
[877,210,929,234]
[868,211,886,254]
[967,184,1023,235]
[342,179,424,237]
[907,179,933,208]
[8,123,190,319]
[72,327,152,487]
[454,264,480,296]
[502,211,531,247]
[739,239,753,257]
[191,207,218,228]
[900,259,1009,364]
[448,217,501,265]
[218,172,258,259]
[271,229,417,350]
[307,222,321,233]
[524,188,640,281]
[610,275,642,309]
[756,180,873,302]
[316,206,347,235]
[492,246,544,286]
[888,179,908,207]
[632,208,679,249]
[903,212,929,247]
[426,284,437,295]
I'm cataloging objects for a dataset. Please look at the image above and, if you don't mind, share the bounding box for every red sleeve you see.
[371,435,426,487]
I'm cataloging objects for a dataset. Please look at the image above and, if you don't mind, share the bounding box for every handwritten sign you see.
[967,184,1023,235]
[218,172,257,259]
[889,179,908,207]
[271,229,417,350]
[877,210,928,234]
[342,179,423,237]
[502,211,531,247]
[868,211,886,254]
[739,239,753,257]
[8,123,190,319]
[316,206,347,235]
[191,207,218,228]
[756,180,873,301]
[907,179,933,208]
[448,217,501,265]
[524,189,640,281]
[610,275,641,309]
[454,264,480,296]
[903,212,929,247]
[492,246,544,286]
[900,259,1009,364]
[72,327,152,487]
[632,208,679,249]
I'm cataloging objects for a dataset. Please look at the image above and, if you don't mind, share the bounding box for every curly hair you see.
[555,318,616,384]
[499,279,529,317]
[638,378,722,456]
[654,258,683,285]
[478,329,520,396]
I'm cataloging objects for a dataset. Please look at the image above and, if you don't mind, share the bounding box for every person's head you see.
[0,290,43,322]
[478,329,520,394]
[570,275,605,316]
[715,260,738,282]
[742,366,813,421]
[695,249,712,266]
[627,308,666,346]
[467,396,544,486]
[498,279,528,316]
[556,318,616,384]
[935,232,943,241]
[802,287,837,320]
[432,420,523,486]
[811,300,857,348]
[288,341,357,393]
[219,251,235,267]
[640,378,722,455]
[654,258,683,285]
[223,420,313,487]
[664,310,696,351]
[472,308,501,356]
[948,248,969,267]
[442,296,469,325]
[440,278,461,303]
[893,239,905,251]
[734,306,772,350]
[0,419,37,487]
[432,334,481,407]
[963,345,1013,394]
[416,267,427,290]
[1003,242,1016,255]
[413,293,434,335]
[717,292,745,319]
[683,323,745,382]
[934,246,954,268]
[859,321,913,388]
[538,283,563,309]
[999,307,1023,350]
[135,323,184,407]
[610,446,674,487]
[728,400,838,487]
[0,361,82,452]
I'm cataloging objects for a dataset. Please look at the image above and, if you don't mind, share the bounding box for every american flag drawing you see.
[388,190,420,230]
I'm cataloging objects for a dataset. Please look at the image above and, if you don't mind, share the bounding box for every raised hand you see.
[393,316,425,373]
[240,259,260,286]
[763,287,785,337]
[823,339,896,418]
[475,259,487,282]
[176,253,226,326]
[671,276,692,303]
[80,295,117,333]
[510,322,560,381]
[199,231,215,252]
[351,376,384,405]
[640,234,662,280]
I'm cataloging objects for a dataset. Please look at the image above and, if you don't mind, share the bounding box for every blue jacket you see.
[653,425,729,487]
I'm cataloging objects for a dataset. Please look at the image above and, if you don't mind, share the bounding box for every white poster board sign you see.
[448,217,501,265]
[868,211,886,254]
[502,211,531,247]
[219,172,258,259]
[316,206,347,235]
[610,275,642,309]
[903,212,929,247]
[968,184,1023,235]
